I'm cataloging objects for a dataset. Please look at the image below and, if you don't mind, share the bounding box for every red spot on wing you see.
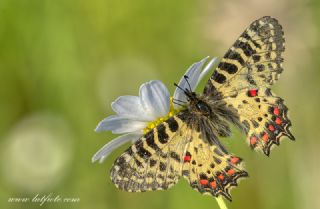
[268,124,275,131]
[199,179,208,185]
[218,174,225,181]
[184,155,191,162]
[262,133,269,142]
[230,157,240,164]
[210,181,217,189]
[273,107,280,115]
[250,136,258,145]
[248,89,258,97]
[227,169,235,175]
[275,117,282,125]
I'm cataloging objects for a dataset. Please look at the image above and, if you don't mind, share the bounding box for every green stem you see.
[216,197,228,209]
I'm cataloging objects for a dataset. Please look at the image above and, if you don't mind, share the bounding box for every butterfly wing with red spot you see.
[203,16,294,155]
[181,130,248,201]
[223,87,294,155]
[110,113,248,201]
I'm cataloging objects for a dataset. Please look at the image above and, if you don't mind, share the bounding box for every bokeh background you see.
[0,0,319,209]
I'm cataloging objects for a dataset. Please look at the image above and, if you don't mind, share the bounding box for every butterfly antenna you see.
[184,75,192,92]
[174,83,188,94]
[173,98,186,104]
[172,100,184,107]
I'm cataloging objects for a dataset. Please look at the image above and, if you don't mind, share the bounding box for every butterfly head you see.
[184,91,211,116]
[174,76,212,116]
[177,87,211,116]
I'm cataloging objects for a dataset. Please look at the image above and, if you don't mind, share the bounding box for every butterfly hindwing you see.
[181,129,248,201]
[223,87,294,155]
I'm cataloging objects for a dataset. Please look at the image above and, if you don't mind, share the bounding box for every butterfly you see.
[109,16,294,201]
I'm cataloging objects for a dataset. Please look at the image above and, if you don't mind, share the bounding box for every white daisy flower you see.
[92,56,217,163]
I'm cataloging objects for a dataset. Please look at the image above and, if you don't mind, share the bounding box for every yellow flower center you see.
[143,97,181,134]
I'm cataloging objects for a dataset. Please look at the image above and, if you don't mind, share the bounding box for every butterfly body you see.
[109,16,294,201]
[179,93,239,145]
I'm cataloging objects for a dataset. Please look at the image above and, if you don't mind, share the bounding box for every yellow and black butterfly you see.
[110,16,294,201]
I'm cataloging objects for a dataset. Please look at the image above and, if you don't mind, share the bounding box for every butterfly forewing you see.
[111,116,189,192]
[205,16,285,98]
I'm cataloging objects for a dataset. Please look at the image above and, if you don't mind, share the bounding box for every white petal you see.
[95,115,147,134]
[92,133,142,163]
[173,57,209,107]
[197,57,218,86]
[111,95,154,121]
[139,80,170,118]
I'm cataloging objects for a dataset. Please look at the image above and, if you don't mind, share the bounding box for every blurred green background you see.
[1,0,319,209]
